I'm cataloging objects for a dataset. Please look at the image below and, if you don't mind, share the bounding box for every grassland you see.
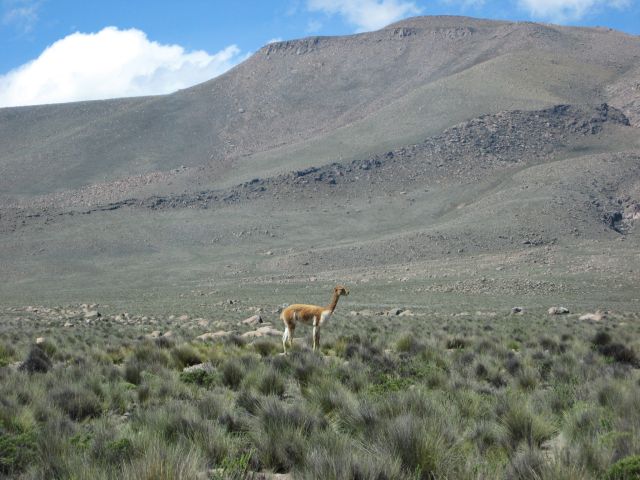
[1,293,639,479]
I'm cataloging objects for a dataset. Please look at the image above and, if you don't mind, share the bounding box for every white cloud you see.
[2,0,41,33]
[0,26,246,107]
[307,0,422,32]
[518,0,632,22]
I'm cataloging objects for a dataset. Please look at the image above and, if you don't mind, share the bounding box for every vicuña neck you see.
[327,292,341,313]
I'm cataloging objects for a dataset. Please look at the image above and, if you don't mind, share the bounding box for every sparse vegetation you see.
[1,304,639,479]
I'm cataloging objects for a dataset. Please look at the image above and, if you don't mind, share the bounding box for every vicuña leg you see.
[283,325,295,354]
[282,328,289,354]
[312,326,320,351]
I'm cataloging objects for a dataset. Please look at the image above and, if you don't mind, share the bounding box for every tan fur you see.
[281,285,349,353]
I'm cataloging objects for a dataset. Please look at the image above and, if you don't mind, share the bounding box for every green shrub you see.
[0,429,36,475]
[605,455,640,480]
[179,368,217,387]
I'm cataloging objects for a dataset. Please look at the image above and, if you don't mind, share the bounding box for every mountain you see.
[0,16,639,311]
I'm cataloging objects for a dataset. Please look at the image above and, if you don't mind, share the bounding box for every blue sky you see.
[1,0,639,107]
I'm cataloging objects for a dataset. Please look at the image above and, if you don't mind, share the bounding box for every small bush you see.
[179,368,217,387]
[19,345,52,373]
[505,356,522,376]
[154,336,175,349]
[592,331,612,347]
[598,343,639,367]
[605,455,640,480]
[0,429,36,475]
[101,438,137,465]
[475,362,488,379]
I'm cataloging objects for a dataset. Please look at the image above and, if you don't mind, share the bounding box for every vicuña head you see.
[281,284,349,354]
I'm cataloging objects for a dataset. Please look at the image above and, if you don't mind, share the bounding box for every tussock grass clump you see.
[395,333,424,354]
[299,431,402,480]
[19,345,52,373]
[221,360,245,389]
[123,360,143,385]
[119,438,206,480]
[52,387,102,421]
[171,344,203,368]
[446,337,469,350]
[250,396,316,472]
[499,397,556,450]
[505,447,546,480]
[252,339,279,357]
[0,342,16,367]
[256,367,286,396]
[378,412,463,479]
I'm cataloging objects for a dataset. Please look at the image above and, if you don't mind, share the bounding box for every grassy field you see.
[1,293,639,479]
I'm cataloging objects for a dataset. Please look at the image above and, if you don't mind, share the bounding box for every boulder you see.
[256,326,282,337]
[183,362,215,374]
[178,314,189,321]
[242,314,263,325]
[579,311,607,321]
[511,307,525,314]
[197,331,232,341]
[241,330,264,338]
[147,331,162,338]
[84,310,100,319]
[548,306,570,315]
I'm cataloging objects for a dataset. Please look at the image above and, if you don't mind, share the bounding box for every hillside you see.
[0,15,639,310]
